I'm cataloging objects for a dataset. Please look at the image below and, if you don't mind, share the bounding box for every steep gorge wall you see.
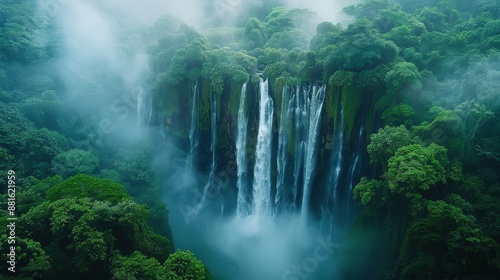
[157,77,383,227]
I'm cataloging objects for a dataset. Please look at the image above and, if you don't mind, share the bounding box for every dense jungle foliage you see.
[0,0,499,279]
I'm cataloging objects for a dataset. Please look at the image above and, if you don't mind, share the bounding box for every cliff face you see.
[157,77,382,229]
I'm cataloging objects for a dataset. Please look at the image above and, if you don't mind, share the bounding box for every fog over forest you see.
[0,0,499,279]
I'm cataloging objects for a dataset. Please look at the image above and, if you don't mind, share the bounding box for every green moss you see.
[47,174,132,203]
[158,85,181,119]
[199,79,212,131]
[172,130,188,138]
[327,76,342,131]
[274,83,286,126]
[382,103,415,127]
[325,85,338,122]
[227,81,243,116]
[412,108,465,155]
[365,90,385,142]
[341,86,362,143]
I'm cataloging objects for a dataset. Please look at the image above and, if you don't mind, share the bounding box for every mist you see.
[37,0,362,279]
[162,164,344,279]
[2,0,496,278]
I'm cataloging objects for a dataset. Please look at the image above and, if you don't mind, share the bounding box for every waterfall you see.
[292,86,305,210]
[332,101,344,206]
[300,85,326,223]
[275,86,291,214]
[147,93,153,127]
[136,86,153,128]
[252,78,274,220]
[236,82,249,217]
[345,126,364,224]
[320,98,344,236]
[187,83,199,170]
[195,90,217,214]
[159,110,165,140]
[211,90,217,170]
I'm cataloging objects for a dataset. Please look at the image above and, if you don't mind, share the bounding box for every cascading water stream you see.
[136,86,153,128]
[159,111,165,140]
[300,85,325,223]
[292,86,305,210]
[195,90,217,214]
[320,96,344,236]
[187,83,199,170]
[345,125,364,225]
[252,78,273,220]
[236,82,249,217]
[275,86,291,214]
[342,93,371,227]
[331,102,344,206]
[146,93,153,127]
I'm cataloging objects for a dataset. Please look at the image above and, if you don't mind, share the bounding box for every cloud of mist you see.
[160,161,344,279]
[36,0,368,278]
[92,0,207,27]
[165,195,339,279]
[37,0,158,146]
[284,0,361,25]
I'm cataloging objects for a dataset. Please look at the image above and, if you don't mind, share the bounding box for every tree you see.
[166,37,209,85]
[111,252,167,280]
[316,21,337,35]
[413,107,465,154]
[263,7,316,38]
[18,188,172,277]
[353,177,386,212]
[344,0,397,21]
[454,100,494,140]
[46,174,131,203]
[372,8,409,33]
[51,149,99,178]
[16,176,63,215]
[354,64,390,91]
[165,250,208,280]
[418,6,447,32]
[330,70,355,87]
[387,143,448,195]
[384,61,422,94]
[0,102,69,183]
[264,28,309,50]
[19,90,61,129]
[384,25,419,48]
[394,200,500,279]
[19,128,69,179]
[242,17,267,49]
[381,103,415,126]
[0,236,51,278]
[0,0,48,64]
[367,125,422,170]
[114,150,156,195]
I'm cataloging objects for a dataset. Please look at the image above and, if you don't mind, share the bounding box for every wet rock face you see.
[167,79,378,228]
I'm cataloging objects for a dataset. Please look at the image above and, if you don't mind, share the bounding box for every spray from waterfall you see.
[300,85,326,224]
[252,78,274,220]
[187,82,199,170]
[236,82,250,217]
[345,126,364,225]
[195,90,217,214]
[320,96,344,237]
[292,86,305,211]
[275,86,291,215]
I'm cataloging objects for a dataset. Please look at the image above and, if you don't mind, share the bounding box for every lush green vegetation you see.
[0,0,210,279]
[1,0,499,279]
